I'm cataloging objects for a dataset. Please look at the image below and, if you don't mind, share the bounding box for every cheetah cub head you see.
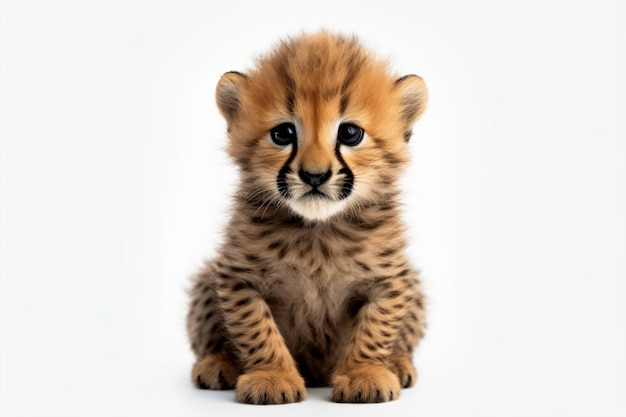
[215,32,427,222]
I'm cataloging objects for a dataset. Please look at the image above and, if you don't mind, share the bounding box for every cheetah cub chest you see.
[187,31,428,404]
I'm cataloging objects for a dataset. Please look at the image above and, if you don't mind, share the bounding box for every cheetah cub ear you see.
[215,71,247,125]
[394,75,428,140]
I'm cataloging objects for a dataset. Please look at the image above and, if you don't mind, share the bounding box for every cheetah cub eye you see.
[337,123,364,147]
[271,123,297,147]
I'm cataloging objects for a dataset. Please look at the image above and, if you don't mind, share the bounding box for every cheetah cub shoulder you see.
[187,31,428,404]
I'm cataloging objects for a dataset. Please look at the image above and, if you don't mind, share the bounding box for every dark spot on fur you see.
[379,281,393,291]
[373,275,392,283]
[365,342,377,351]
[358,350,372,360]
[319,241,330,259]
[252,216,271,225]
[397,268,410,277]
[340,94,349,114]
[234,297,253,307]
[268,241,282,250]
[378,307,392,315]
[245,254,259,262]
[383,152,401,165]
[358,219,384,231]
[229,265,253,274]
[343,246,363,257]
[356,261,371,271]
[380,247,398,257]
[248,318,262,328]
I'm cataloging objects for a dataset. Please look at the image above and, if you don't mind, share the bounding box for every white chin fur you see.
[287,198,347,222]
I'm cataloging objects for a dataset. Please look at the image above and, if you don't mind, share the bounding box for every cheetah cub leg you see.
[217,279,306,404]
[387,285,426,389]
[332,288,419,402]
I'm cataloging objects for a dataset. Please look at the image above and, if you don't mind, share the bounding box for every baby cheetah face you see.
[215,33,427,222]
[268,119,361,221]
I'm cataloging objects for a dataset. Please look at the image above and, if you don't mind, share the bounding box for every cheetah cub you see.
[187,31,428,404]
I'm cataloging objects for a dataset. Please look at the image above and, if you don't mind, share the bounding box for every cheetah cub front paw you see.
[332,363,401,403]
[192,354,238,390]
[235,368,306,405]
[389,356,418,388]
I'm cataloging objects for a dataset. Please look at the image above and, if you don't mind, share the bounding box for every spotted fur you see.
[187,31,428,404]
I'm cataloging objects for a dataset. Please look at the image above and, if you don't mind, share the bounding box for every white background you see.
[1,0,624,416]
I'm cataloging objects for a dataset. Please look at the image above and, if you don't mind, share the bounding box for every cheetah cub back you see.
[187,31,428,404]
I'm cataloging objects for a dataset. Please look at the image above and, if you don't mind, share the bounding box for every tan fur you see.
[187,31,428,404]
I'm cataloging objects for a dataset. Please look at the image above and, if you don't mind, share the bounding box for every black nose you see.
[298,169,331,187]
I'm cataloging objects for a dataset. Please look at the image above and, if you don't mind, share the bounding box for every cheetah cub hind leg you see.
[192,353,238,390]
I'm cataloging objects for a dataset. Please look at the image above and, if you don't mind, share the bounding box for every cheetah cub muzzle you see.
[187,31,428,404]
